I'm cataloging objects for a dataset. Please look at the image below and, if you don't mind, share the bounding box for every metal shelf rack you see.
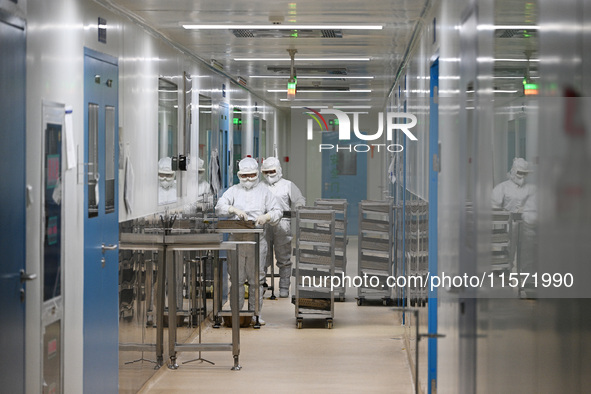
[314,199,348,301]
[357,200,395,306]
[293,207,336,329]
[402,200,429,307]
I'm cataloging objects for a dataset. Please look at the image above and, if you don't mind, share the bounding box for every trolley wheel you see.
[383,298,392,306]
[296,319,303,329]
[339,294,345,302]
[326,319,333,329]
[421,299,426,307]
[410,298,416,307]
[356,298,364,306]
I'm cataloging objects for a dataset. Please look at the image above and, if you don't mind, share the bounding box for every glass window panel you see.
[88,103,99,218]
[337,150,357,175]
[105,106,115,214]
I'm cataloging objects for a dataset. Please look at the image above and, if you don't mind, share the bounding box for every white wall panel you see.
[23,1,283,392]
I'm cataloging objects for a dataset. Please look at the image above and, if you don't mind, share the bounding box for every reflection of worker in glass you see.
[261,156,306,298]
[158,157,177,204]
[492,158,536,216]
[491,158,537,283]
[197,158,212,203]
[215,157,282,325]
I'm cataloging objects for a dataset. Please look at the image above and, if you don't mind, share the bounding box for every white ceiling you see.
[102,0,431,108]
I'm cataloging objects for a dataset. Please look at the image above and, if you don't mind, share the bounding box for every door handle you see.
[102,243,118,253]
[20,269,38,283]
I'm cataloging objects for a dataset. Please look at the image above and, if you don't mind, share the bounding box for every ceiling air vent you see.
[321,30,340,38]
[495,29,537,39]
[231,29,342,39]
[296,86,349,91]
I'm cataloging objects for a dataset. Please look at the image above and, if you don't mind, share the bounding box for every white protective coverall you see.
[261,157,306,297]
[215,158,282,317]
[491,157,537,223]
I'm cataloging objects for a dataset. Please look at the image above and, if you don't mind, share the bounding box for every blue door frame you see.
[428,58,439,393]
[0,12,26,393]
[83,48,119,394]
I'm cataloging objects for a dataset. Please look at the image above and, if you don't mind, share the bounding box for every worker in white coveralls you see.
[261,157,306,298]
[215,157,282,325]
[491,157,537,289]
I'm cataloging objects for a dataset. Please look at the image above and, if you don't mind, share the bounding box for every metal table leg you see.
[230,252,241,370]
[155,248,165,368]
[167,248,178,369]
[253,233,261,329]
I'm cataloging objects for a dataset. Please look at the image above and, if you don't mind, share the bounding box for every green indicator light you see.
[524,83,538,90]
[334,118,339,125]
[233,118,239,124]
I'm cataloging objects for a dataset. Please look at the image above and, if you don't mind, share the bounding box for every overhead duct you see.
[296,86,349,91]
[232,29,343,38]
[267,65,348,75]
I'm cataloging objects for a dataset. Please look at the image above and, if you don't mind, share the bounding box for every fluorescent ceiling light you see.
[268,89,372,93]
[182,24,383,30]
[250,75,374,79]
[236,57,370,61]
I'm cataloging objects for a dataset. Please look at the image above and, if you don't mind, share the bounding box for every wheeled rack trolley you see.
[293,208,336,329]
[314,199,348,301]
[404,200,429,307]
[357,200,395,306]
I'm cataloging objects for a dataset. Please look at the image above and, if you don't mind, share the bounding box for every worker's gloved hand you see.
[228,206,248,221]
[255,213,271,226]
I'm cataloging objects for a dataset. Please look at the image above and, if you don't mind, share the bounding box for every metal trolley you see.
[314,199,348,301]
[293,208,336,329]
[357,200,395,306]
[404,200,429,307]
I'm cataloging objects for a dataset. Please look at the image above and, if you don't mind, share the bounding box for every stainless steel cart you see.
[357,200,395,306]
[314,199,348,302]
[293,208,336,329]
[404,200,429,307]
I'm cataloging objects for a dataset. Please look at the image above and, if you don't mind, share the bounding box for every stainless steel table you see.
[119,232,242,370]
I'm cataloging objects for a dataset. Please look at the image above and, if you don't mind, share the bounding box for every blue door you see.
[0,13,27,394]
[321,132,367,235]
[428,58,439,394]
[253,116,260,159]
[83,48,119,393]
[219,103,230,188]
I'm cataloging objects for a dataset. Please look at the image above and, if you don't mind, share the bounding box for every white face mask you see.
[265,173,280,184]
[240,178,257,190]
[159,174,175,189]
[513,176,525,186]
